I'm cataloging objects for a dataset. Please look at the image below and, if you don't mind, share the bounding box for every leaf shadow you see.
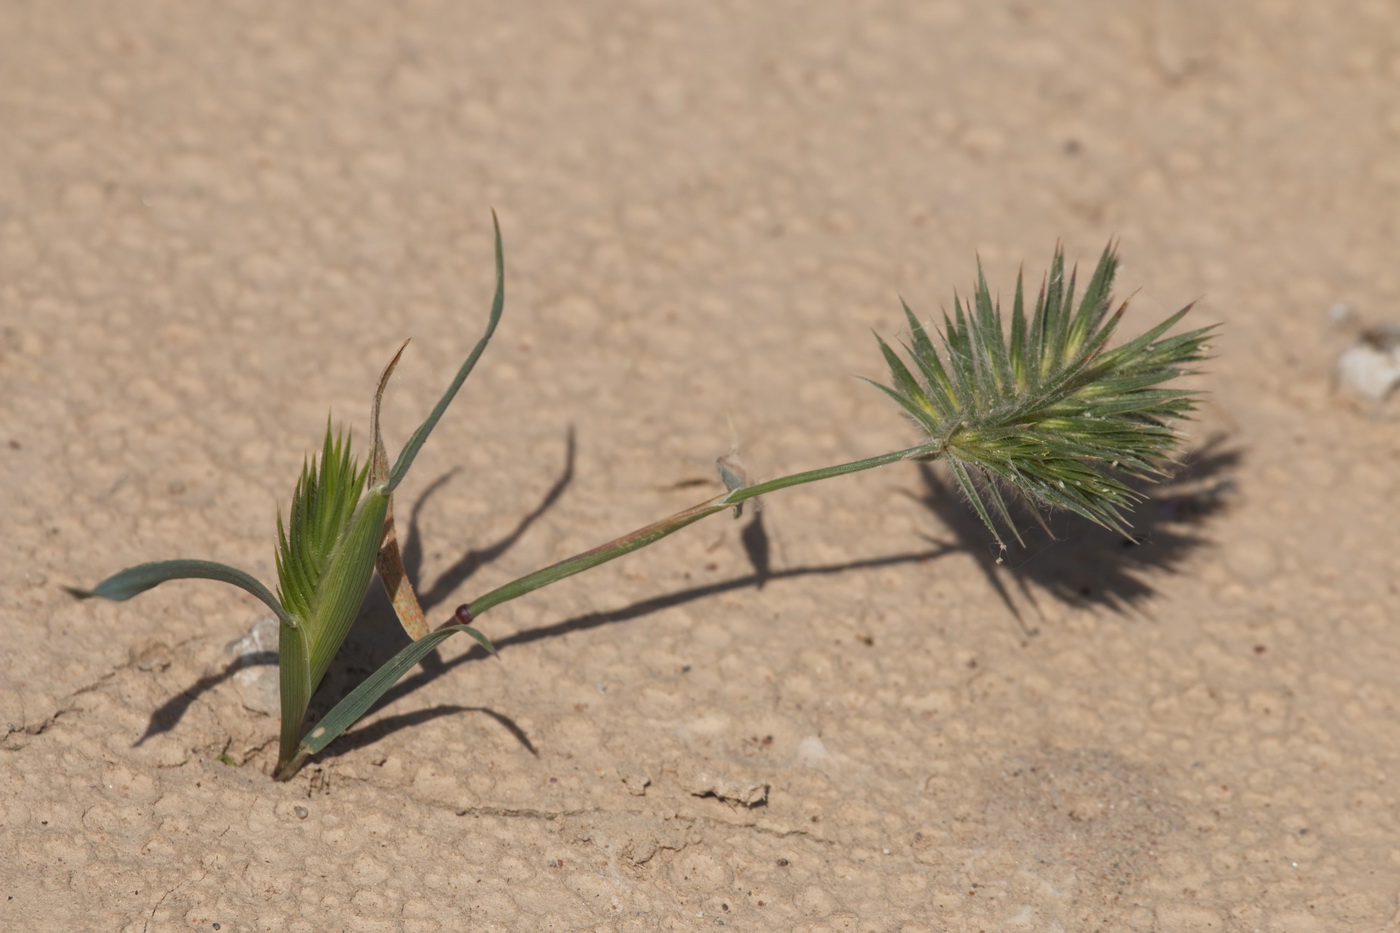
[326,704,538,758]
[133,658,249,747]
[404,426,578,612]
[910,434,1241,629]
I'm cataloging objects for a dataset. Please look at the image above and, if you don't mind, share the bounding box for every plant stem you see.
[464,443,933,621]
[722,444,929,501]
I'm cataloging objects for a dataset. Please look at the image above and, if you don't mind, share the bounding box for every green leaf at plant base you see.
[272,424,390,771]
[66,559,291,627]
[873,243,1215,548]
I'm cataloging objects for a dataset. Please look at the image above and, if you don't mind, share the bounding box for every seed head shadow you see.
[910,434,1241,626]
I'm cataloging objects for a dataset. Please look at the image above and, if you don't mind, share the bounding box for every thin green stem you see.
[288,444,932,779]
[720,445,929,504]
[465,499,727,618]
[464,443,935,621]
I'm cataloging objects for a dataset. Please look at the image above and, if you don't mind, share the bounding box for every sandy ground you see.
[4,2,1400,930]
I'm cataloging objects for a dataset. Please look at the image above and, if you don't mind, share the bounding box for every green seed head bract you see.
[870,244,1214,548]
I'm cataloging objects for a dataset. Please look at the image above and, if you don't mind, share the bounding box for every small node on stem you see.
[434,602,476,633]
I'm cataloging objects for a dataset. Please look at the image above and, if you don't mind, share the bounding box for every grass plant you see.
[71,218,1212,780]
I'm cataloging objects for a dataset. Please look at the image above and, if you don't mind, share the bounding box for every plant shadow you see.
[910,434,1241,630]
[311,531,958,764]
[326,704,539,758]
[133,658,252,747]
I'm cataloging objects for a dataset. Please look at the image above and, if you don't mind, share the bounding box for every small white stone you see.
[226,615,280,716]
[1335,328,1400,405]
[796,735,832,767]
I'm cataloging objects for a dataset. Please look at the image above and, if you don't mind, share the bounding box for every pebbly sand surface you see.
[4,2,1400,930]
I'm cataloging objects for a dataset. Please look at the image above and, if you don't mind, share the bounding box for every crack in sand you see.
[142,867,209,933]
[5,636,210,752]
[452,805,591,820]
[13,656,142,742]
[8,702,81,742]
[442,799,832,858]
[9,668,122,741]
[685,810,833,846]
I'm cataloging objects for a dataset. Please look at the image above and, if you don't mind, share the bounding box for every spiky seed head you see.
[870,243,1214,548]
[275,425,368,621]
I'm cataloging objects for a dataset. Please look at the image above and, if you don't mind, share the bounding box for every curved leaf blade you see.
[387,212,506,493]
[67,559,291,627]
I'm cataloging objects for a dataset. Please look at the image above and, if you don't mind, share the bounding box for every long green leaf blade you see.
[387,212,506,493]
[67,560,291,627]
